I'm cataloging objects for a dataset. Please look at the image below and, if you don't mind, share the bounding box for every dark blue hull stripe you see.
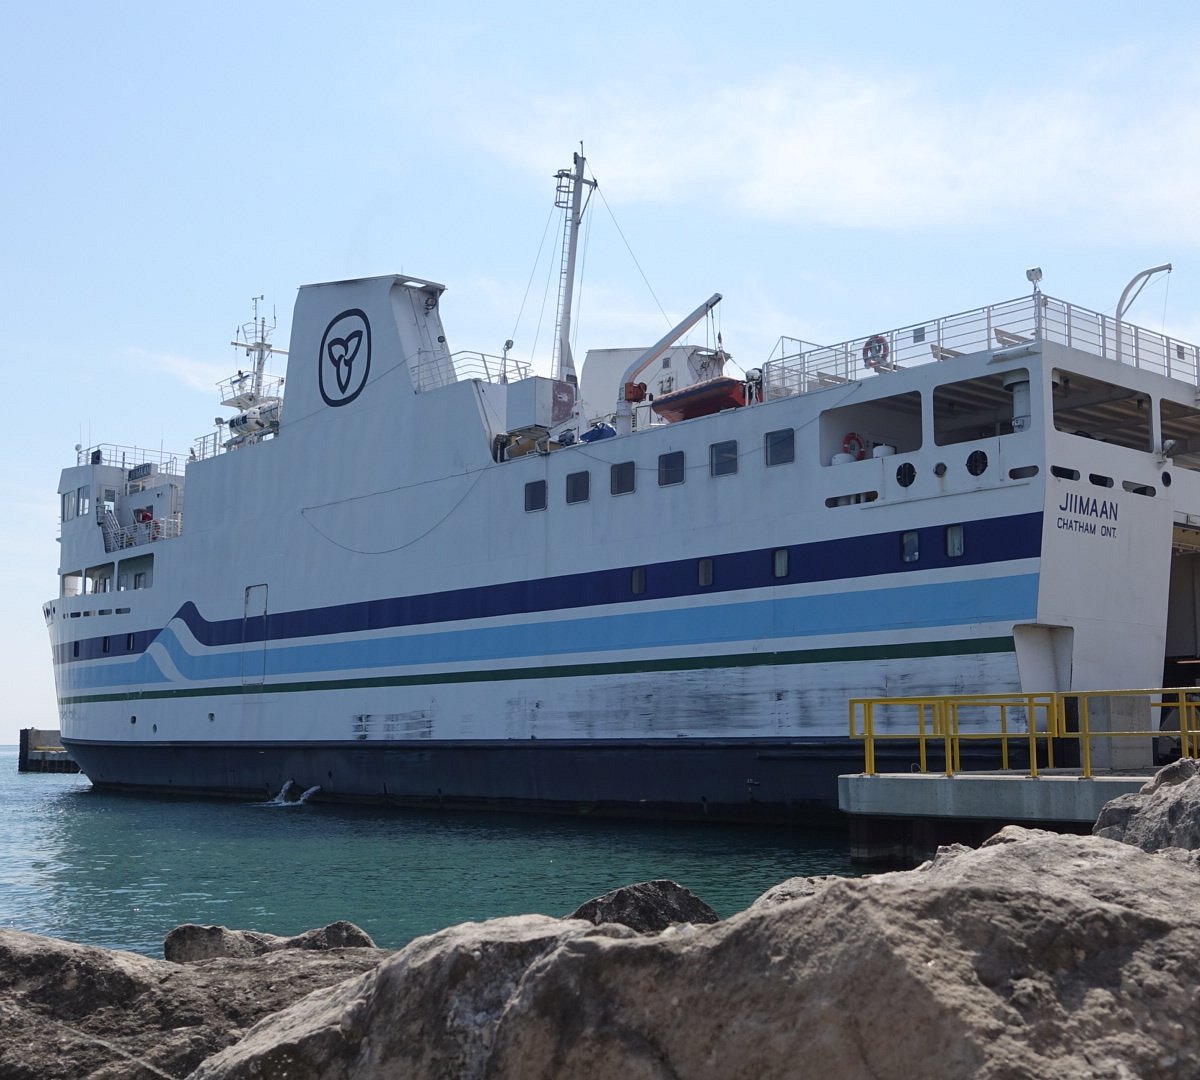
[55,510,1043,664]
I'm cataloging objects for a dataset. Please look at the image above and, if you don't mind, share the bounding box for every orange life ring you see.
[862,334,889,369]
[842,432,867,460]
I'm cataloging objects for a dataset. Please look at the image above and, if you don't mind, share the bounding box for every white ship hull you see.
[44,205,1200,820]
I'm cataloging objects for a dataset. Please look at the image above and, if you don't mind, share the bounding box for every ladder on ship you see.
[101,510,121,553]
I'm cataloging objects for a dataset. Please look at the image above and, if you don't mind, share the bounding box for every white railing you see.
[102,514,183,553]
[761,294,1200,398]
[410,350,534,392]
[218,372,284,406]
[77,444,185,474]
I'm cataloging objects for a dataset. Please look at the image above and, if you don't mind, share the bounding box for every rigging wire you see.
[595,183,672,329]
[510,201,558,352]
[529,210,564,367]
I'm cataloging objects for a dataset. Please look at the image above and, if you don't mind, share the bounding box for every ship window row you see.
[901,525,965,564]
[620,529,964,595]
[69,629,145,661]
[524,430,797,511]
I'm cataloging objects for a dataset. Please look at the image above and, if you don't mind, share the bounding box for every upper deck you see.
[762,294,1200,397]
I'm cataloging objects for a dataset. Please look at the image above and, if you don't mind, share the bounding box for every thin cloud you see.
[463,58,1200,244]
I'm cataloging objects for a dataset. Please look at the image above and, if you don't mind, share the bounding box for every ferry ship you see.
[45,155,1200,820]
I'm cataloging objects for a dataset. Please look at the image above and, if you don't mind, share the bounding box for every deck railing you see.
[850,688,1200,779]
[765,295,1200,398]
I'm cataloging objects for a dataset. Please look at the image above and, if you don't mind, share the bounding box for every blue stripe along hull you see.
[65,574,1037,693]
[55,510,1043,665]
[62,737,998,822]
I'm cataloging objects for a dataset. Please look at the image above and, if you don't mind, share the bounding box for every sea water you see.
[0,747,853,957]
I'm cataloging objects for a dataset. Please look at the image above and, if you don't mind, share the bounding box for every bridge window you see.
[698,558,714,587]
[945,525,964,557]
[773,548,790,578]
[631,566,646,595]
[901,530,920,563]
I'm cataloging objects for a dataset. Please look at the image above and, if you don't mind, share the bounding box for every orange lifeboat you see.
[650,376,746,423]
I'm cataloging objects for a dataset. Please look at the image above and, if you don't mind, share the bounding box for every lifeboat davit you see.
[650,376,746,423]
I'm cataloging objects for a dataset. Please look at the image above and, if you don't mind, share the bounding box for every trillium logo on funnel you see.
[318,309,372,407]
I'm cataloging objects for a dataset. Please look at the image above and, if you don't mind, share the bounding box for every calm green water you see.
[0,748,852,957]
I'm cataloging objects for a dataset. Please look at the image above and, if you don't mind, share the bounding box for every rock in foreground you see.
[1094,756,1200,851]
[0,928,388,1079]
[193,828,1200,1080]
[566,878,719,932]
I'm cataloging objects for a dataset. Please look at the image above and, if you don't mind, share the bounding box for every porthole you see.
[896,462,916,488]
[966,450,988,477]
[1163,472,1173,487]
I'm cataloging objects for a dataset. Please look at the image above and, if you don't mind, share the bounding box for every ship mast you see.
[552,151,596,393]
[232,295,287,398]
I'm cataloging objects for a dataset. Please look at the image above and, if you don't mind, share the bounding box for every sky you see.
[3,2,1200,741]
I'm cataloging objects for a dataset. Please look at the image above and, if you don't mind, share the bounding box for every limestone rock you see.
[0,927,387,1079]
[749,873,845,909]
[566,879,719,932]
[1094,756,1200,851]
[189,915,635,1080]
[191,829,1200,1080]
[165,920,376,962]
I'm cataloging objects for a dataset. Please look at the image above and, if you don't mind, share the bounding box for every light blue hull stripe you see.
[61,572,1039,692]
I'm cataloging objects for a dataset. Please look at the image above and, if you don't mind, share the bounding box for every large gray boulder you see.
[0,927,388,1079]
[191,827,1200,1079]
[164,920,376,962]
[567,878,719,932]
[1093,757,1200,851]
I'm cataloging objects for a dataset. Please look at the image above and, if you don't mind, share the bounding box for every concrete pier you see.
[18,728,80,774]
[839,770,1151,866]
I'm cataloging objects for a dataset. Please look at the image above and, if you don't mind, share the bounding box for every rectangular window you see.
[611,461,636,495]
[76,485,90,517]
[133,572,146,589]
[72,641,79,658]
[631,566,646,595]
[524,479,547,512]
[945,524,964,558]
[773,548,789,578]
[61,492,74,522]
[901,531,920,563]
[566,471,590,504]
[698,557,714,587]
[765,429,795,466]
[126,633,135,651]
[102,636,110,654]
[710,440,738,477]
[658,451,685,486]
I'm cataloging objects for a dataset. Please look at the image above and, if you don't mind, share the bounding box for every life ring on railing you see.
[842,432,867,460]
[862,334,889,369]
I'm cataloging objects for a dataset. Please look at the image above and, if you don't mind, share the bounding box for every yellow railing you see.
[849,688,1200,779]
